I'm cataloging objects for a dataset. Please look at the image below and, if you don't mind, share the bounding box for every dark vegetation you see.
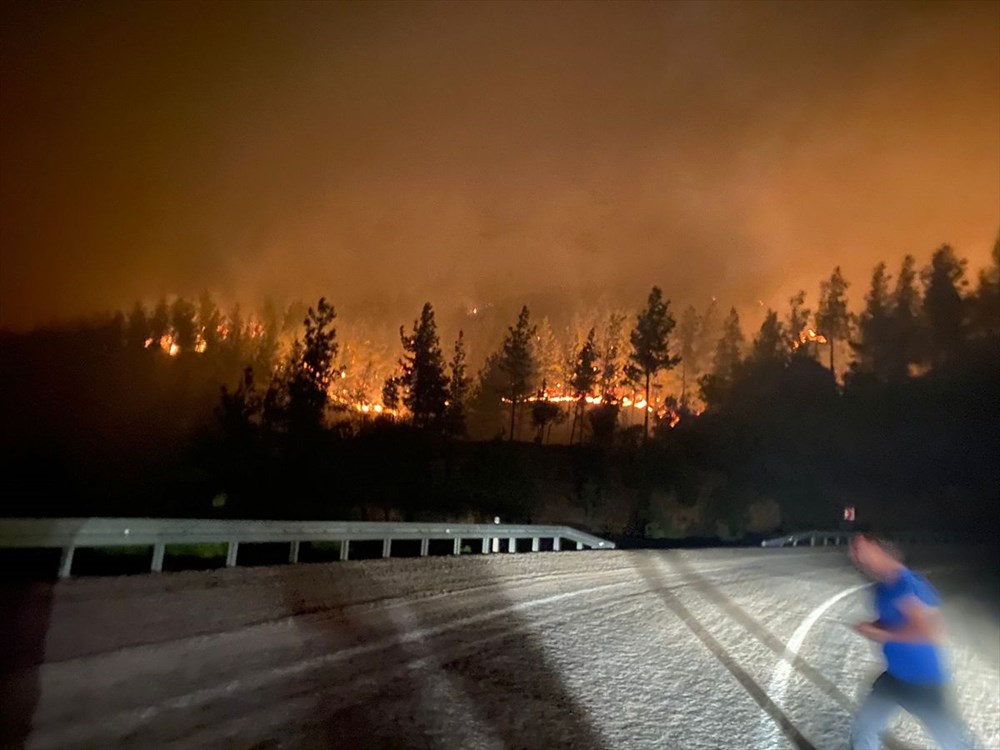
[2,242,998,538]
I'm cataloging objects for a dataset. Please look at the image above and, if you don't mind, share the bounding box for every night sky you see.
[2,0,997,331]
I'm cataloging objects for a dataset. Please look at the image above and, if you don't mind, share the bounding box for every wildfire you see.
[793,328,828,350]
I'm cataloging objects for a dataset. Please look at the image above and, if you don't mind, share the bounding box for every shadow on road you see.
[271,548,611,750]
[0,519,84,750]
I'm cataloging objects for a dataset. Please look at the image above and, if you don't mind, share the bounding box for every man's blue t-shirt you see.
[874,568,947,685]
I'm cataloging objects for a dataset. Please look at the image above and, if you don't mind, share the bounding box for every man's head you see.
[850,533,904,581]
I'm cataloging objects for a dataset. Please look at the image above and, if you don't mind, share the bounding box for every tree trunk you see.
[509,395,517,442]
[643,372,651,441]
[829,337,835,374]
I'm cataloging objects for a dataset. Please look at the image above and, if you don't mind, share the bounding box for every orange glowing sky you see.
[1,1,997,331]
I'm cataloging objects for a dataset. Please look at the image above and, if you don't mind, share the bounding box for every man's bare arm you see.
[854,596,943,644]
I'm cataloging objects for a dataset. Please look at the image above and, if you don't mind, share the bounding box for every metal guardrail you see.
[0,518,616,578]
[761,530,853,548]
[761,529,967,548]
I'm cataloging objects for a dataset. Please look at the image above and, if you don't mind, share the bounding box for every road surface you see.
[2,547,998,749]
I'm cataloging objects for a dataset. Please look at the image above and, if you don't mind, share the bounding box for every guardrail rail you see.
[761,529,966,548]
[0,518,616,578]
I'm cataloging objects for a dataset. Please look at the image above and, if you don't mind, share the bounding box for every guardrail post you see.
[531,537,540,552]
[453,537,462,556]
[289,541,300,564]
[340,539,350,561]
[553,537,561,551]
[151,543,166,572]
[382,538,392,558]
[810,535,815,547]
[58,546,75,579]
[420,538,429,557]
[226,541,239,567]
[576,539,584,550]
[481,537,489,554]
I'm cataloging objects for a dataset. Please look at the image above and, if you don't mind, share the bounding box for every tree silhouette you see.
[398,302,449,429]
[381,374,401,417]
[816,266,851,374]
[286,298,338,433]
[970,234,1000,339]
[598,312,626,403]
[677,305,701,408]
[569,328,600,444]
[126,302,149,351]
[749,309,786,367]
[170,297,197,352]
[532,317,565,396]
[922,244,968,368]
[498,306,537,441]
[852,262,894,381]
[445,331,471,438]
[888,254,923,378]
[785,290,812,357]
[699,307,744,408]
[150,298,170,342]
[627,287,680,440]
[197,291,221,350]
[530,381,563,444]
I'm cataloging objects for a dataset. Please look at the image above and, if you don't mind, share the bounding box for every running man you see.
[848,532,969,749]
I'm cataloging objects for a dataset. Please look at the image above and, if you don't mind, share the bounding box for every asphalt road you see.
[2,547,997,749]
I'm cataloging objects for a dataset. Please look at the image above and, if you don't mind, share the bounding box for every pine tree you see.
[150,298,170,342]
[785,290,812,356]
[816,266,851,374]
[569,328,600,443]
[398,302,449,429]
[677,305,701,407]
[598,312,626,402]
[197,291,221,350]
[381,375,401,416]
[126,302,149,350]
[971,234,1000,339]
[749,310,786,366]
[170,297,197,352]
[445,331,471,437]
[531,380,563,444]
[888,255,922,379]
[532,317,565,396]
[922,244,968,368]
[626,287,680,439]
[699,307,744,408]
[853,262,894,380]
[286,298,338,432]
[498,306,537,441]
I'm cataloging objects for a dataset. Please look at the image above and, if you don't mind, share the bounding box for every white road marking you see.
[760,582,871,750]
